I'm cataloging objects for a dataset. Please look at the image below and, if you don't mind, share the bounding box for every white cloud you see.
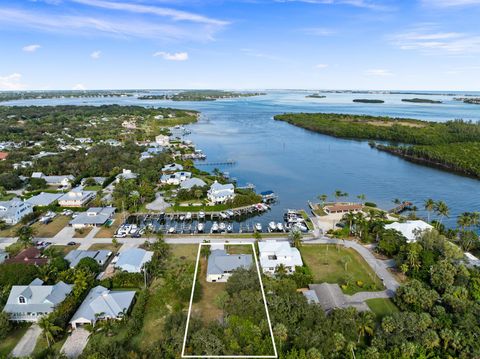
[153,51,189,61]
[315,63,329,68]
[72,83,86,90]
[365,69,393,76]
[302,27,335,36]
[90,50,101,59]
[422,0,480,7]
[22,44,41,52]
[275,0,393,10]
[0,73,26,90]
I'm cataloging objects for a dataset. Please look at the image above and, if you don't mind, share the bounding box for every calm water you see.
[5,90,480,228]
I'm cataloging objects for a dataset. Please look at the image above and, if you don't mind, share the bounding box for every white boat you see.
[168,226,176,234]
[198,211,205,219]
[294,223,308,232]
[129,224,138,234]
[186,212,192,220]
[211,222,219,233]
[197,222,204,233]
[226,210,234,217]
[220,212,228,219]
[277,222,284,232]
[226,224,233,233]
[268,221,277,232]
[179,215,185,221]
[219,222,226,231]
[255,223,262,232]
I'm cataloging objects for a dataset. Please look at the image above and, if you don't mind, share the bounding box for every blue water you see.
[4,90,480,228]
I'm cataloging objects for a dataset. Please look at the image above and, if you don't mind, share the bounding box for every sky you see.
[0,0,479,91]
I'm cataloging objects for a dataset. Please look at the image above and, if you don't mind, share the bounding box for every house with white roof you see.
[0,198,33,225]
[384,220,433,243]
[31,172,74,188]
[26,192,63,207]
[69,286,136,329]
[258,240,303,275]
[58,186,96,207]
[115,169,138,183]
[180,177,207,190]
[65,250,112,268]
[155,135,170,147]
[206,249,252,282]
[3,279,72,322]
[162,163,183,172]
[160,171,192,185]
[207,181,235,204]
[115,248,153,273]
[69,207,116,229]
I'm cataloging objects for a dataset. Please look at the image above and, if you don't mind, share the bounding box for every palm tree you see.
[457,212,472,232]
[318,194,328,205]
[334,190,343,202]
[343,211,356,236]
[289,229,302,248]
[435,201,450,226]
[424,198,435,223]
[38,316,62,347]
[356,311,375,343]
[15,225,36,248]
[275,264,287,276]
[357,194,366,203]
[341,256,351,272]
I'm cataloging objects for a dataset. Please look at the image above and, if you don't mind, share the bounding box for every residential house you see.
[58,186,96,207]
[207,181,235,204]
[115,169,138,183]
[155,135,170,147]
[258,240,303,275]
[307,283,369,313]
[0,250,9,264]
[64,250,112,268]
[31,172,74,188]
[384,220,433,243]
[26,192,63,207]
[5,247,48,266]
[324,203,364,214]
[140,146,164,161]
[206,249,252,282]
[161,163,183,172]
[115,248,153,273]
[0,198,33,224]
[69,207,116,229]
[13,161,33,170]
[3,278,72,322]
[180,178,207,190]
[80,177,107,187]
[75,137,93,144]
[121,120,137,129]
[160,172,192,185]
[69,286,136,329]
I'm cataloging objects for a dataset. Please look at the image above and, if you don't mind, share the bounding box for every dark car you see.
[67,241,77,246]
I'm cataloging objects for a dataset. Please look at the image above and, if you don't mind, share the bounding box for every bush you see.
[0,173,22,190]
[356,280,364,287]
[0,311,11,339]
[365,202,377,208]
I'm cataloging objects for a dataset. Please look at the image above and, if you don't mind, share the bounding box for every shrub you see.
[356,280,364,287]
[365,202,377,208]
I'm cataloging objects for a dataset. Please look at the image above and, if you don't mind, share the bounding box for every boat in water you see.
[219,222,226,232]
[197,222,204,233]
[211,222,219,233]
[255,223,262,232]
[269,221,277,232]
[226,224,233,233]
[198,211,205,220]
[168,226,176,234]
[186,212,192,220]
[277,222,284,232]
[220,212,228,219]
[179,215,185,221]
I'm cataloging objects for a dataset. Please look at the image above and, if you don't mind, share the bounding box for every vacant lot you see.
[88,243,119,252]
[32,215,70,237]
[366,298,398,320]
[300,244,383,294]
[225,244,253,255]
[170,244,198,260]
[0,223,23,237]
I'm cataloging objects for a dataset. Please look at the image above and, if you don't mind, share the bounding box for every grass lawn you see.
[95,213,124,238]
[300,244,383,295]
[32,215,70,237]
[73,227,93,238]
[366,298,399,320]
[0,325,31,357]
[225,244,253,255]
[170,244,199,260]
[49,244,80,255]
[0,193,16,201]
[88,243,119,252]
[299,210,315,231]
[31,335,67,357]
[84,185,103,191]
[0,223,22,237]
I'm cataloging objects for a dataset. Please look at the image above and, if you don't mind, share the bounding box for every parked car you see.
[67,241,77,246]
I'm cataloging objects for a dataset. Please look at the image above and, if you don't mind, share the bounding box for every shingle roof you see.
[26,192,63,207]
[207,249,252,276]
[69,207,115,226]
[64,250,112,268]
[116,249,153,273]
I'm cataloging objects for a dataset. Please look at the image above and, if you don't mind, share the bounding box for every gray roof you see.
[302,289,320,304]
[309,283,345,312]
[26,192,63,207]
[116,248,153,273]
[69,207,116,226]
[64,250,112,268]
[3,279,72,315]
[180,178,207,190]
[70,286,136,325]
[207,249,252,276]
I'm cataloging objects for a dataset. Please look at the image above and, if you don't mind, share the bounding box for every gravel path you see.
[61,328,90,358]
[11,324,41,358]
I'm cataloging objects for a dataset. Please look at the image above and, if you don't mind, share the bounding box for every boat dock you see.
[388,201,413,214]
[196,160,236,166]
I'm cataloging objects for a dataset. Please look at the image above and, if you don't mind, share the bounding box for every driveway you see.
[61,328,90,358]
[11,324,42,358]
[145,193,171,211]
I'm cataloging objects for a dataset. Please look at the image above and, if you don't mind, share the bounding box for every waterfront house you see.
[207,181,235,204]
[162,163,183,172]
[115,169,138,183]
[115,248,153,273]
[160,171,192,185]
[3,278,72,322]
[58,186,96,207]
[180,177,207,190]
[65,249,112,268]
[155,135,170,146]
[31,172,74,188]
[5,247,48,266]
[0,198,33,225]
[69,286,136,329]
[384,220,433,243]
[69,207,116,229]
[26,192,63,207]
[258,240,303,275]
[324,203,364,214]
[206,249,252,282]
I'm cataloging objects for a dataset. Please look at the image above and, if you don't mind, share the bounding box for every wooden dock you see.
[389,201,413,214]
[195,160,236,166]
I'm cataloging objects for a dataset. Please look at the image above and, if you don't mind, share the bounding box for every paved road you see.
[61,328,90,358]
[11,324,42,358]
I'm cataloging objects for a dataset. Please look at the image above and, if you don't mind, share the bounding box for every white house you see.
[58,186,96,207]
[258,240,303,275]
[206,249,252,282]
[26,192,63,207]
[115,169,138,183]
[115,248,153,273]
[64,250,112,268]
[155,135,170,147]
[160,171,192,185]
[384,220,433,243]
[3,279,72,322]
[207,181,235,204]
[162,163,183,172]
[0,199,33,225]
[69,286,136,329]
[31,172,74,188]
[69,207,116,229]
[180,178,207,190]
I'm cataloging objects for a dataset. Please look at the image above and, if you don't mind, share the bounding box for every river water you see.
[5,90,480,228]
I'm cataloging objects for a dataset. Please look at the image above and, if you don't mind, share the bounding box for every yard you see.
[366,298,398,320]
[31,215,70,237]
[72,227,93,238]
[0,223,22,237]
[300,244,383,295]
[48,244,80,256]
[94,213,124,238]
[88,243,120,252]
[225,244,254,255]
[0,325,31,357]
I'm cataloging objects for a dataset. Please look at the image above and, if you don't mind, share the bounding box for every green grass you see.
[31,215,70,237]
[299,210,314,230]
[300,244,383,295]
[366,298,399,320]
[49,244,80,255]
[31,335,67,357]
[225,244,253,255]
[0,193,16,201]
[84,185,103,191]
[88,243,119,252]
[0,324,31,357]
[170,244,199,260]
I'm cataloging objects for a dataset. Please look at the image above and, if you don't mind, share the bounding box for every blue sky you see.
[0,0,479,90]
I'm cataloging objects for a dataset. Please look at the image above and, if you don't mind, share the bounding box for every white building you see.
[160,171,192,185]
[384,220,434,243]
[115,248,153,273]
[206,249,253,282]
[58,186,96,207]
[115,169,138,183]
[31,172,74,188]
[162,163,183,172]
[69,207,116,229]
[258,240,303,275]
[0,199,33,225]
[155,135,170,147]
[3,279,72,322]
[207,181,235,204]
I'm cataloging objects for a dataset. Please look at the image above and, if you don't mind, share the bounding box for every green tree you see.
[38,316,62,347]
[0,311,11,340]
[424,198,435,223]
[356,311,375,343]
[15,225,36,249]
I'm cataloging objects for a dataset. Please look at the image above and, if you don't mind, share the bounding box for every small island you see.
[353,99,384,103]
[138,90,266,102]
[306,94,326,99]
[454,97,480,105]
[401,98,442,104]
